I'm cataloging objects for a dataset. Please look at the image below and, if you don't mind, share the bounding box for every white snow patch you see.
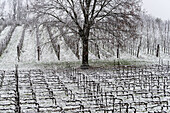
[0,26,11,40]
[20,28,37,63]
[39,27,59,62]
[59,37,78,61]
[0,26,23,65]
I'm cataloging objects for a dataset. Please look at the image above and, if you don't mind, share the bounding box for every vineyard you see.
[0,24,170,113]
[0,64,170,113]
[1,0,170,113]
[0,24,168,69]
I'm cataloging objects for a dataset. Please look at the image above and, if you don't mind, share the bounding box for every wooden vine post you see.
[36,25,40,61]
[15,65,21,113]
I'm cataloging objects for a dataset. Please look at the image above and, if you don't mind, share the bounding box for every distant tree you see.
[0,1,5,19]
[32,0,141,68]
[10,0,28,22]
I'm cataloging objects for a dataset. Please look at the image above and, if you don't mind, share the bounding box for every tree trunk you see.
[76,42,80,59]
[57,44,60,60]
[156,44,160,57]
[96,43,100,59]
[36,25,40,61]
[147,39,150,54]
[79,24,90,69]
[81,37,89,69]
[137,37,142,58]
[117,44,120,58]
[17,46,20,62]
[37,46,40,61]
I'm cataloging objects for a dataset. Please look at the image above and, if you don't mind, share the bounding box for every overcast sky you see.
[142,0,170,20]
[0,0,170,20]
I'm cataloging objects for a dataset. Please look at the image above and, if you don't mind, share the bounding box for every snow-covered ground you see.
[58,37,78,61]
[0,26,11,40]
[0,25,169,70]
[0,25,170,113]
[1,65,170,112]
[0,25,79,69]
[20,28,37,63]
[0,26,23,68]
[39,26,59,62]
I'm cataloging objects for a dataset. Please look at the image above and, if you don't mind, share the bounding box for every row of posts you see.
[17,25,60,62]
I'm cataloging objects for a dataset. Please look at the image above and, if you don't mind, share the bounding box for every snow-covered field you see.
[0,26,23,68]
[20,28,37,63]
[0,65,170,113]
[0,25,169,69]
[1,25,170,112]
[0,26,11,40]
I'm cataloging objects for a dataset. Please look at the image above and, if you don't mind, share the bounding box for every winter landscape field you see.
[1,0,170,113]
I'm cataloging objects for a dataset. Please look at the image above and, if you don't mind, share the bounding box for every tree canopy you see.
[32,0,141,68]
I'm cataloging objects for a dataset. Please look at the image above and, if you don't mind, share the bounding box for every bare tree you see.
[32,0,141,68]
[12,0,17,20]
[0,1,5,19]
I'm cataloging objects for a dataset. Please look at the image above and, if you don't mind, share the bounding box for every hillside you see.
[0,22,169,70]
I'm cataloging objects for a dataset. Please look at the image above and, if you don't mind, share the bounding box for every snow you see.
[0,25,170,113]
[0,26,11,40]
[39,26,59,62]
[0,24,169,70]
[58,37,78,61]
[20,28,37,63]
[0,26,23,68]
[0,25,80,69]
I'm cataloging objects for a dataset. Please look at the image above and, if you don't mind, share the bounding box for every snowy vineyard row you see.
[0,24,78,64]
[0,25,16,56]
[1,23,169,67]
[0,24,106,64]
[0,65,170,113]
[0,25,55,62]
